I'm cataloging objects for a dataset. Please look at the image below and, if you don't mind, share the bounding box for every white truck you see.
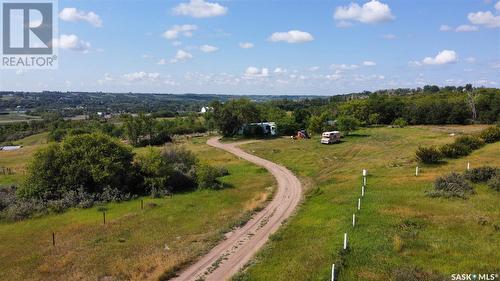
[320,131,341,144]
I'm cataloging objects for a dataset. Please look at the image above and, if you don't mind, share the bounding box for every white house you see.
[200,107,213,114]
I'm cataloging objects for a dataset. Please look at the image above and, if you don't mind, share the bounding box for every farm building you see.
[0,146,22,151]
[239,122,277,136]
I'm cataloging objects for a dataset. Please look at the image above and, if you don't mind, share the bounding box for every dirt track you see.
[171,137,302,281]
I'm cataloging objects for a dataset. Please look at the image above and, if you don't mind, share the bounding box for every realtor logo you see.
[1,0,58,69]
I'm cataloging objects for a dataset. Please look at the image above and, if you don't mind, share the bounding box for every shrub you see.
[439,143,471,158]
[3,199,47,221]
[18,133,137,200]
[392,117,408,128]
[336,115,360,136]
[428,172,474,198]
[415,146,442,164]
[454,135,485,150]
[487,173,500,192]
[0,186,17,211]
[464,166,498,183]
[197,164,229,190]
[479,126,500,143]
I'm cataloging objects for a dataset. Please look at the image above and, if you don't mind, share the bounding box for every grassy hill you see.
[235,125,499,281]
[0,135,275,281]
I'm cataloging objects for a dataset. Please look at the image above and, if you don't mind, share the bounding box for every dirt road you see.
[171,137,302,281]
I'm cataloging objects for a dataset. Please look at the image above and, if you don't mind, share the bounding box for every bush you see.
[0,186,17,211]
[3,199,47,221]
[18,133,138,200]
[479,126,500,143]
[487,173,500,192]
[415,146,442,164]
[392,117,408,128]
[428,172,474,198]
[439,143,471,158]
[161,145,198,192]
[464,166,498,183]
[454,135,485,150]
[197,164,229,190]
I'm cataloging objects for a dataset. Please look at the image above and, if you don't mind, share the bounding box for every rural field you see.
[234,125,500,281]
[0,134,276,281]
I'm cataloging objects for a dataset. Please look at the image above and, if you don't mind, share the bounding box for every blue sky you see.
[1,0,499,95]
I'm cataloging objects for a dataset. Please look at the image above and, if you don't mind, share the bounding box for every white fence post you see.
[361,185,365,197]
[352,213,356,227]
[357,198,361,210]
[467,162,470,171]
[331,264,335,281]
[362,169,367,177]
[343,233,348,250]
[415,166,419,176]
[363,176,367,186]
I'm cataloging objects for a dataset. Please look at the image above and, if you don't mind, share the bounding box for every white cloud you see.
[334,0,394,24]
[59,8,102,27]
[422,50,458,65]
[52,34,91,52]
[170,49,193,63]
[309,66,320,71]
[468,11,500,28]
[200,44,218,53]
[325,74,342,81]
[455,24,479,32]
[441,24,479,32]
[157,59,166,65]
[244,66,269,78]
[268,30,314,43]
[496,1,500,11]
[141,54,152,59]
[382,33,396,39]
[239,42,254,49]
[172,0,228,18]
[362,60,376,66]
[273,67,287,74]
[163,24,198,40]
[330,64,359,70]
[172,41,183,46]
[97,73,115,85]
[440,24,452,31]
[123,72,161,82]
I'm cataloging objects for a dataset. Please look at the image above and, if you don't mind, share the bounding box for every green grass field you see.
[0,135,276,281]
[235,125,499,281]
[0,112,41,124]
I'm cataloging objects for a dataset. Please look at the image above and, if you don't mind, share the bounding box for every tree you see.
[211,99,261,136]
[465,83,477,121]
[368,113,381,125]
[19,133,137,200]
[336,116,360,136]
[135,147,172,197]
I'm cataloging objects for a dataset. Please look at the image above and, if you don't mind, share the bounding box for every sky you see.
[1,0,499,95]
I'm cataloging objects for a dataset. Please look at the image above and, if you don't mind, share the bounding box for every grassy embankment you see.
[235,125,499,281]
[0,134,275,281]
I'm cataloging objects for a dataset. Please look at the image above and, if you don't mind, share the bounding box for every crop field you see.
[236,125,499,281]
[0,135,276,281]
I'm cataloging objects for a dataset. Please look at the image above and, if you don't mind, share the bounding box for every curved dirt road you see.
[171,137,302,281]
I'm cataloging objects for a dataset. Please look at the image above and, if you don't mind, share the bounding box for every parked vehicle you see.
[321,131,341,144]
